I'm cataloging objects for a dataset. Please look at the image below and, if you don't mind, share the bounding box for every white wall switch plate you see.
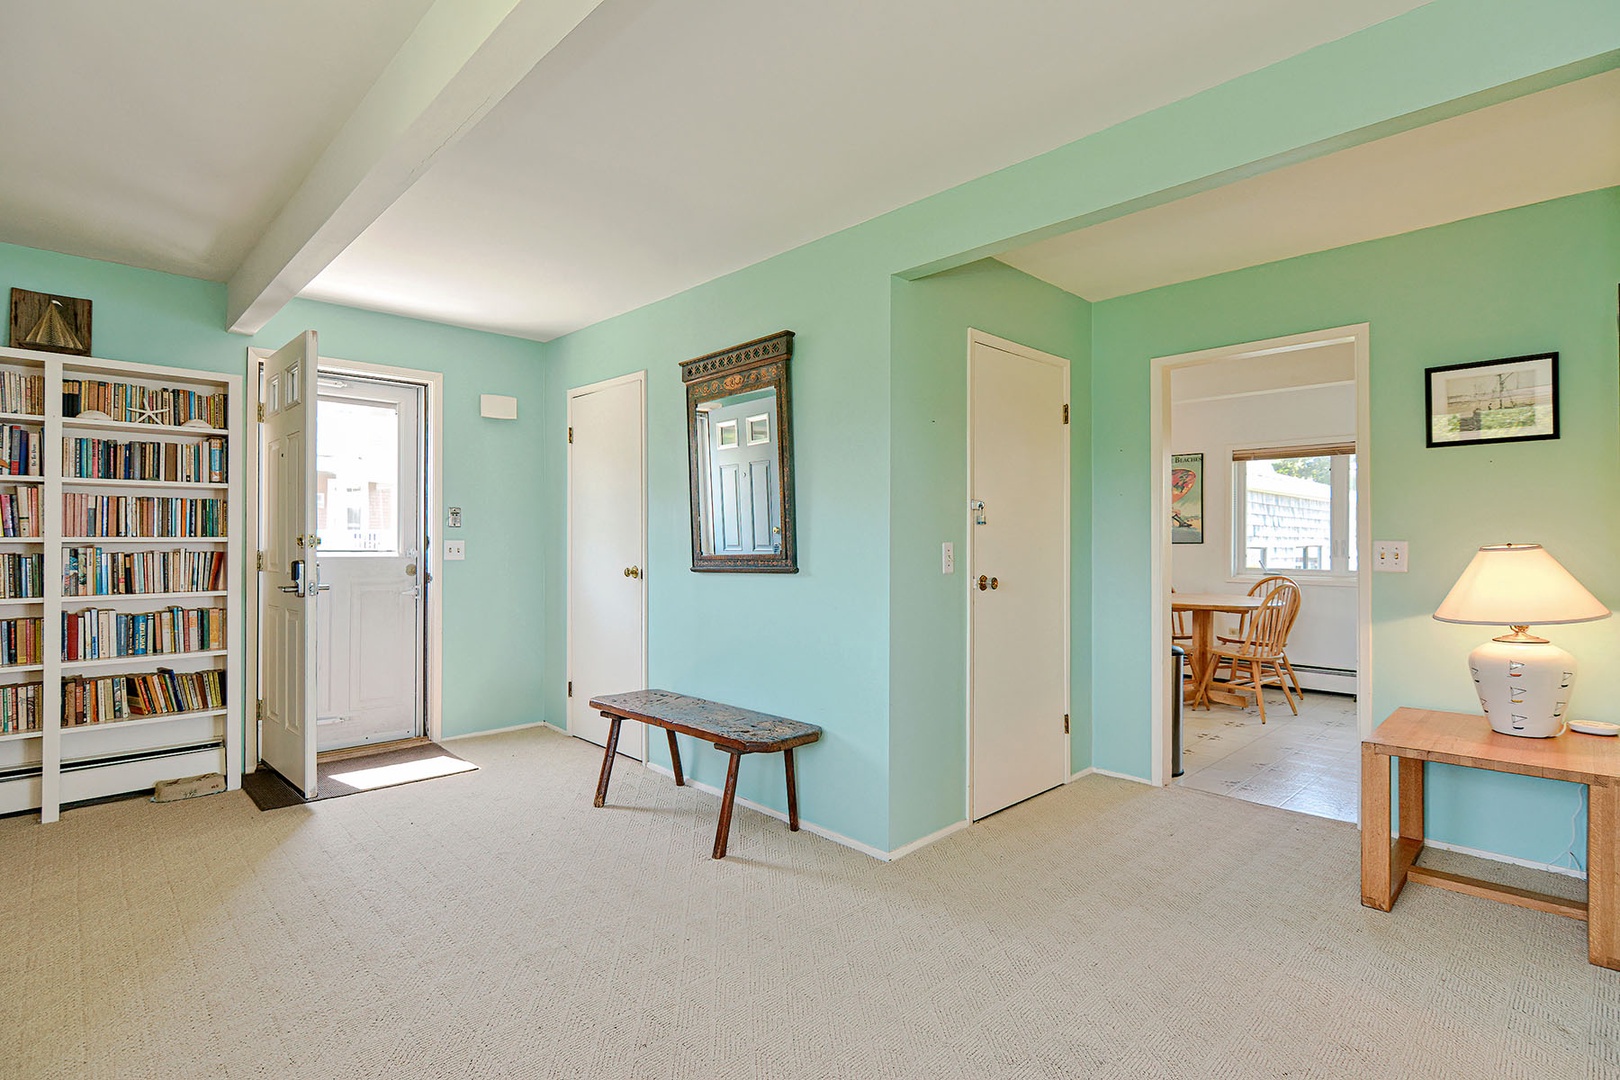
[445,540,466,561]
[1373,540,1408,572]
[941,542,954,575]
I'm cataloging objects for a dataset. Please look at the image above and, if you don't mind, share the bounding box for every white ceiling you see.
[0,0,434,280]
[998,69,1620,301]
[301,0,1427,340]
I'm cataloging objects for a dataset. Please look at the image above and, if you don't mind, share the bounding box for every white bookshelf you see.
[0,345,242,822]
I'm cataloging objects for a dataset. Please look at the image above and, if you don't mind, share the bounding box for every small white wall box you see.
[480,394,518,420]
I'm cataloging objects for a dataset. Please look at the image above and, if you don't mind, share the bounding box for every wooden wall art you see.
[10,288,92,355]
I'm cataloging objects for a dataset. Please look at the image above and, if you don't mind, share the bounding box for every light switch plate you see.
[941,542,954,575]
[445,540,466,561]
[1373,540,1408,572]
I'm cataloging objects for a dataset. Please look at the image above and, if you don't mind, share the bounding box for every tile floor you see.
[1174,687,1360,822]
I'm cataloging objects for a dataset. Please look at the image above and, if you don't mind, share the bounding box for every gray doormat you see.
[242,741,477,811]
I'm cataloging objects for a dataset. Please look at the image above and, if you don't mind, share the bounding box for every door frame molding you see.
[1147,323,1372,786]
[965,329,1072,821]
[566,370,649,761]
[246,350,445,768]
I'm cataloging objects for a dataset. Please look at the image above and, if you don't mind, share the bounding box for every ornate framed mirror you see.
[680,331,797,573]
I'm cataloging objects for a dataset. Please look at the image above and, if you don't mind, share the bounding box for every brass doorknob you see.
[977,575,999,591]
[623,566,641,579]
[990,577,998,590]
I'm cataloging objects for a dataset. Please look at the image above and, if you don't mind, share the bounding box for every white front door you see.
[568,375,647,760]
[313,374,425,751]
[259,332,319,797]
[969,336,1070,820]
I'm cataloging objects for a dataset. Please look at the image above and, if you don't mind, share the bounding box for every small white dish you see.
[1568,719,1620,737]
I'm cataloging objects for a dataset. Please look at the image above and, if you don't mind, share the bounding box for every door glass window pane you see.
[1242,456,1332,571]
[1347,455,1358,572]
[317,398,399,554]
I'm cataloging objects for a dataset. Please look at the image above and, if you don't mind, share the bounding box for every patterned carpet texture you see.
[3,726,1617,1079]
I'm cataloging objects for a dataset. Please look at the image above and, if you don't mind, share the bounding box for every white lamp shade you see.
[1433,544,1609,626]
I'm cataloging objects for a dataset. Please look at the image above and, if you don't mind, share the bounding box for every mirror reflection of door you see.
[697,388,780,555]
[312,373,426,752]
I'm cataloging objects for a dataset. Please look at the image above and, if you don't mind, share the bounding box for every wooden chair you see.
[1194,580,1300,722]
[1170,588,1192,647]
[1217,574,1303,696]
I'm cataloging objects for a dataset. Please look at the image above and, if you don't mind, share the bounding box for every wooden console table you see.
[589,689,822,859]
[1361,707,1620,970]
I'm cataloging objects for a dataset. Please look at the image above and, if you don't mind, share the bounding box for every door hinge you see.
[257,402,265,422]
[567,680,573,698]
[567,426,573,444]
[1062,403,1069,425]
[1063,713,1070,734]
[256,698,265,722]
[256,550,265,571]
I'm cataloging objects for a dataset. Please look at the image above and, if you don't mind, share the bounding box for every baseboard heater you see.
[1292,663,1356,679]
[62,739,224,773]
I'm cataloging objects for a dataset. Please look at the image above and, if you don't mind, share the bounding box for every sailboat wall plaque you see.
[9,288,92,356]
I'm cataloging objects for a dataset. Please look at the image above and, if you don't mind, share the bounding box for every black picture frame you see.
[1425,352,1559,449]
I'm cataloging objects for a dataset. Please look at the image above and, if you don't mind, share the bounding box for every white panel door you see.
[313,376,425,751]
[970,338,1069,820]
[259,332,319,797]
[568,376,647,759]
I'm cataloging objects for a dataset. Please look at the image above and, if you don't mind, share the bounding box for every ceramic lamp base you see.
[1468,637,1574,738]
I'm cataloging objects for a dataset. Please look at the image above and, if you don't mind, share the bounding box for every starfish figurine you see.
[127,403,168,426]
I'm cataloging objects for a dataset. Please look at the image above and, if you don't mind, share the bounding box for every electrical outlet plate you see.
[445,540,466,561]
[1373,540,1408,572]
[447,506,462,528]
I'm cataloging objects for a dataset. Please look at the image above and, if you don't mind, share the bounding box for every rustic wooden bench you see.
[588,689,822,859]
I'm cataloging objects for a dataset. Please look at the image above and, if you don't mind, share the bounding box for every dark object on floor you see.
[241,741,477,811]
[589,688,822,859]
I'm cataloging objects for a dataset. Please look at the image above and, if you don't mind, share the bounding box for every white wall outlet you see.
[447,506,462,528]
[445,540,466,561]
[1373,540,1408,572]
[941,542,954,575]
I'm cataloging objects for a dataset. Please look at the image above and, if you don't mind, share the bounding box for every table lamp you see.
[1433,543,1610,738]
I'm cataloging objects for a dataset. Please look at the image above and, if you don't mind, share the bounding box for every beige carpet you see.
[2,726,1617,1079]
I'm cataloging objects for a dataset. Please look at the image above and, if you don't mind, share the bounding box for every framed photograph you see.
[10,288,92,355]
[1426,352,1558,448]
[1171,453,1203,544]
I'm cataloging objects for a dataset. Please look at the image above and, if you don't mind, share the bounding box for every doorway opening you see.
[246,349,444,782]
[1150,325,1371,821]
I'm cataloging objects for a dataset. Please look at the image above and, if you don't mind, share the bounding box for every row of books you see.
[62,605,225,662]
[0,424,40,477]
[0,485,39,538]
[0,617,42,667]
[64,380,227,429]
[62,436,226,484]
[61,494,225,538]
[0,682,41,734]
[0,372,44,417]
[62,668,226,726]
[63,547,225,597]
[0,553,42,599]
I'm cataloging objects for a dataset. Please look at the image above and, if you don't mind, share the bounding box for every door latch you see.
[279,559,306,597]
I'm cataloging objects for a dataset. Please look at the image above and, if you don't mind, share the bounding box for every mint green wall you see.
[0,241,548,744]
[888,260,1091,850]
[1090,189,1620,866]
[540,243,896,851]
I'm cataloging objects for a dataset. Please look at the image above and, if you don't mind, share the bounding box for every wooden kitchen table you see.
[1171,592,1264,708]
[1362,707,1620,970]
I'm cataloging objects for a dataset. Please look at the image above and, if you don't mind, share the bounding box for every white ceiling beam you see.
[226,0,606,335]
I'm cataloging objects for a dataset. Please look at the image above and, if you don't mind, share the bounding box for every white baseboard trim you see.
[643,761,891,861]
[441,720,551,741]
[1418,837,1586,881]
[887,819,970,861]
[1080,767,1153,786]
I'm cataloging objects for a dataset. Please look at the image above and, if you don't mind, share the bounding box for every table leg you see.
[1397,757,1425,845]
[1588,778,1620,970]
[784,748,799,832]
[1361,743,1395,910]
[713,750,743,859]
[593,715,623,808]
[666,729,685,787]
[1191,610,1213,709]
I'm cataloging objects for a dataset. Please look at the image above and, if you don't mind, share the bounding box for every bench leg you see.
[714,750,743,859]
[593,715,623,808]
[666,729,684,787]
[784,748,800,832]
